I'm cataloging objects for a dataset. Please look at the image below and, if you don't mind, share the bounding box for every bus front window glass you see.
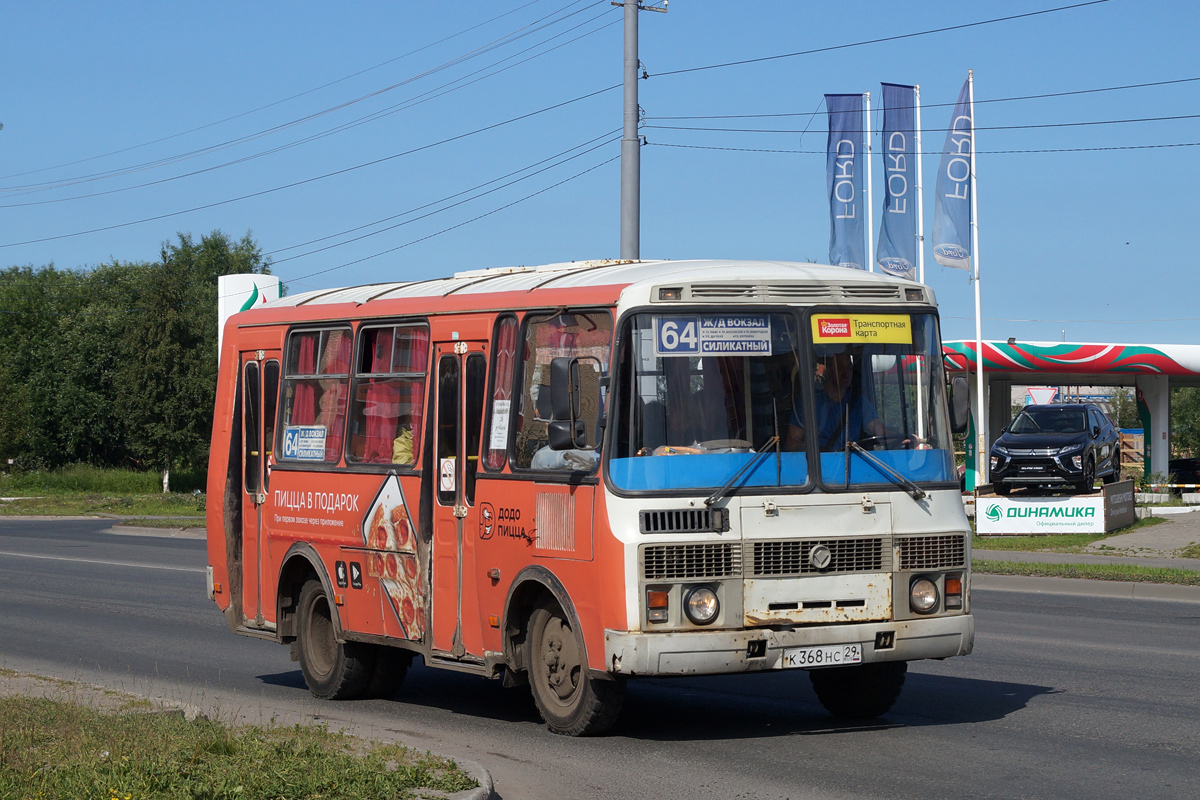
[610,312,805,492]
[513,311,612,471]
[279,327,352,464]
[347,324,429,466]
[810,312,955,488]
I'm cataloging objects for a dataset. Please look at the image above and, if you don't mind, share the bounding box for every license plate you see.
[781,643,862,669]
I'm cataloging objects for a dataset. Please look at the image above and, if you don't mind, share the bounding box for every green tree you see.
[1173,387,1200,457]
[115,231,270,482]
[1109,387,1141,429]
[0,230,269,479]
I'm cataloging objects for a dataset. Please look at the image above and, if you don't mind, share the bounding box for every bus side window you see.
[279,327,352,464]
[483,315,518,470]
[346,323,429,466]
[513,310,612,471]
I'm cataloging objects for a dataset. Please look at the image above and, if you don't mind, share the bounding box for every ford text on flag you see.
[876,83,918,280]
[825,94,865,271]
[653,315,773,356]
[932,77,973,270]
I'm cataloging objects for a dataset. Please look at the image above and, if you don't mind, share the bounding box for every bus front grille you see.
[643,543,741,580]
[750,538,888,577]
[896,534,967,570]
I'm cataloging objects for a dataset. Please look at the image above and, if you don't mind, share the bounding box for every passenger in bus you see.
[391,415,414,465]
[784,350,886,451]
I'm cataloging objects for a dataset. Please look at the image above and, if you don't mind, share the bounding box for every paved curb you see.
[972,572,1200,602]
[450,759,496,800]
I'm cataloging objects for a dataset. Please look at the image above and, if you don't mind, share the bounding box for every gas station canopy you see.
[942,341,1200,486]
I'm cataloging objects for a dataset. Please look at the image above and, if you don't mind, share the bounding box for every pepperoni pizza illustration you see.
[361,474,424,641]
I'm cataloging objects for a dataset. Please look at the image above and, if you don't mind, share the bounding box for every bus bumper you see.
[603,614,973,676]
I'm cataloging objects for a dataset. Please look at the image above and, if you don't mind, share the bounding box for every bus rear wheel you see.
[363,645,412,699]
[295,580,372,700]
[810,660,907,719]
[526,600,625,736]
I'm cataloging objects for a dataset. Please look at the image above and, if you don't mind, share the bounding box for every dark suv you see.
[989,403,1120,494]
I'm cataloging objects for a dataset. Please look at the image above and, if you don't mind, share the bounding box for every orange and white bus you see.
[206,259,974,736]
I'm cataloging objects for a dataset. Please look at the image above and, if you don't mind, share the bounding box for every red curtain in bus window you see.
[292,334,318,425]
[361,330,398,463]
[319,330,352,461]
[398,328,428,460]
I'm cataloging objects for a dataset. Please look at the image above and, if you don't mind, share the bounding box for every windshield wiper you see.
[847,442,927,501]
[704,436,780,508]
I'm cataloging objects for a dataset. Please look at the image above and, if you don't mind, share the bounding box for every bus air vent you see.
[643,543,741,580]
[689,284,759,300]
[639,508,729,534]
[896,534,967,570]
[840,286,905,301]
[749,537,888,577]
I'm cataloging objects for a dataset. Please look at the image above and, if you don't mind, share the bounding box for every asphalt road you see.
[2,518,1197,800]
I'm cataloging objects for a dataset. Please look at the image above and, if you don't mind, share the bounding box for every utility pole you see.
[620,0,640,261]
[619,1,665,261]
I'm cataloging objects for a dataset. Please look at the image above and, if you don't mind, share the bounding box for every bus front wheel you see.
[295,580,372,700]
[810,660,907,719]
[526,599,625,736]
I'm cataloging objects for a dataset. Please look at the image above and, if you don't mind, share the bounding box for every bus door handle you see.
[453,505,468,519]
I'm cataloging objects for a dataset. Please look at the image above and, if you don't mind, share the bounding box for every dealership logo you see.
[985,504,1002,523]
[933,243,969,261]
[818,318,851,338]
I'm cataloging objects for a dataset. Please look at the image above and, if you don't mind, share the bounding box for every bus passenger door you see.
[430,341,488,659]
[240,350,281,628]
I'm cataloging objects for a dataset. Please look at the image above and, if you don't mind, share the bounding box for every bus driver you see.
[784,349,887,452]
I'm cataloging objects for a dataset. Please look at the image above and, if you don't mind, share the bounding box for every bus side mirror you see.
[949,375,970,434]
[549,357,585,450]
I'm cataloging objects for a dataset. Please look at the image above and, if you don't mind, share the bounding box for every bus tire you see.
[810,660,906,719]
[295,579,372,700]
[363,646,412,699]
[526,599,625,736]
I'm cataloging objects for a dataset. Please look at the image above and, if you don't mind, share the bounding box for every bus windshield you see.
[609,310,955,493]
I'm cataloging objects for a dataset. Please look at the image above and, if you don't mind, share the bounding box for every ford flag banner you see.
[825,93,865,270]
[876,83,917,280]
[932,78,973,270]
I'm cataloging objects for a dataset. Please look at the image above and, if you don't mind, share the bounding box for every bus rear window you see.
[279,327,352,463]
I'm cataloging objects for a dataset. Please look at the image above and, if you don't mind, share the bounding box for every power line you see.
[268,132,620,265]
[641,112,1200,137]
[644,76,1200,121]
[0,9,620,209]
[0,84,620,249]
[0,0,594,186]
[649,1,1110,78]
[644,140,1200,155]
[284,155,619,285]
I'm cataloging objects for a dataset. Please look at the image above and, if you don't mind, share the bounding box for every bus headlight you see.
[910,577,939,614]
[684,586,719,625]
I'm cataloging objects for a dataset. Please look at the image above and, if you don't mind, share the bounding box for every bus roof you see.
[265,259,926,313]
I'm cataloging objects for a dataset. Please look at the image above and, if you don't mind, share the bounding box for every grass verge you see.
[0,494,204,519]
[0,465,205,494]
[972,516,1166,553]
[973,559,1200,586]
[0,695,475,800]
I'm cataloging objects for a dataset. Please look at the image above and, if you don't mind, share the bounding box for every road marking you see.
[0,550,204,573]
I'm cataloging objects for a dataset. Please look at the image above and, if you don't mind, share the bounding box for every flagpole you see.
[912,85,927,440]
[864,92,874,271]
[968,69,986,483]
[915,85,925,285]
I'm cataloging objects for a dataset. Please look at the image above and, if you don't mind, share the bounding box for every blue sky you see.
[2,0,1197,345]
